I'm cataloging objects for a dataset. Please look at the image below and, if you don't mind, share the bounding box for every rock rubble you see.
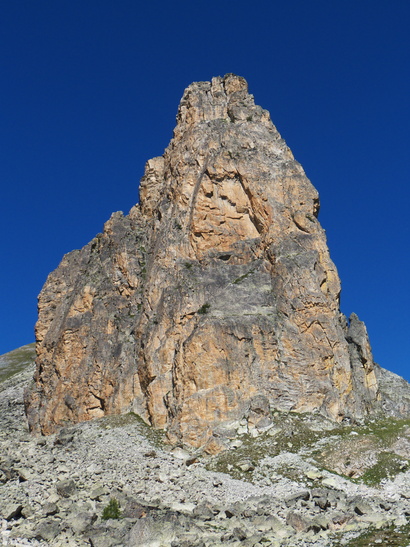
[3,365,410,546]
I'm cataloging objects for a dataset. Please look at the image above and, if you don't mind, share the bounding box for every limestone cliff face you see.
[25,74,399,450]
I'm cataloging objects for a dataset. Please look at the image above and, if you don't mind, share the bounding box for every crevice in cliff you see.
[188,148,218,234]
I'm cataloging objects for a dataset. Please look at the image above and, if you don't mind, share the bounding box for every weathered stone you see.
[24,74,410,450]
[15,468,31,482]
[231,526,248,541]
[170,447,191,461]
[67,511,97,533]
[34,518,62,541]
[305,469,323,480]
[88,530,118,547]
[56,479,76,498]
[2,503,23,521]
[322,477,339,488]
[54,427,77,446]
[285,490,310,506]
[42,502,59,516]
[351,500,373,515]
[286,511,311,532]
[0,458,17,482]
[230,439,243,449]
[168,501,196,514]
[329,512,356,529]
[360,513,390,527]
[90,485,109,500]
[21,504,35,518]
[127,515,180,545]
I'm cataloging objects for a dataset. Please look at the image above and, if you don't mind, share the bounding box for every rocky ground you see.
[1,357,410,546]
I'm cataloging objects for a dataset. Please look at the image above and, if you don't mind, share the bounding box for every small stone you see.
[168,502,196,514]
[34,518,62,542]
[360,513,389,528]
[57,465,70,474]
[305,469,323,480]
[237,461,255,472]
[285,490,310,506]
[67,511,97,533]
[321,477,338,488]
[56,478,76,497]
[353,501,372,516]
[21,505,35,518]
[42,502,59,516]
[286,511,310,533]
[268,427,282,437]
[47,493,60,504]
[232,526,248,541]
[185,455,200,466]
[311,516,330,531]
[170,447,191,460]
[90,485,110,500]
[230,439,243,448]
[54,428,75,446]
[128,516,179,545]
[3,503,23,521]
[16,467,35,481]
[87,530,118,547]
[193,504,214,521]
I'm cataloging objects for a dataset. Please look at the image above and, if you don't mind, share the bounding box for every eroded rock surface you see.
[25,74,409,449]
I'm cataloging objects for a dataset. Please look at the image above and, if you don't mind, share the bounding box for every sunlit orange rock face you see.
[25,74,383,451]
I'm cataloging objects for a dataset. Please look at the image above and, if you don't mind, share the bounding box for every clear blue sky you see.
[1,1,409,381]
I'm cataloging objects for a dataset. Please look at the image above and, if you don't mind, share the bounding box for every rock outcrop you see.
[24,74,406,449]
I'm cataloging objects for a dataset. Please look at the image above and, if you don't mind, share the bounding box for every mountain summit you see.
[25,74,410,452]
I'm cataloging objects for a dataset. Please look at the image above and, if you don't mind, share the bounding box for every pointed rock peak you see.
[176,73,270,126]
[24,76,410,451]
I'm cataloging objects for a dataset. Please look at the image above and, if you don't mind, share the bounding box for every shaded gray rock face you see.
[375,365,410,417]
[343,313,410,420]
[24,74,410,450]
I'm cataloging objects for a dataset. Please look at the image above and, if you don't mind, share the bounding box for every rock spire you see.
[25,74,402,451]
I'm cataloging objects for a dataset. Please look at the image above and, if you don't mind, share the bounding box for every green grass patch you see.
[206,411,410,487]
[102,498,121,520]
[0,343,36,383]
[359,452,409,486]
[335,522,410,546]
[357,418,410,446]
[206,412,330,481]
[232,270,254,285]
[198,303,211,314]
